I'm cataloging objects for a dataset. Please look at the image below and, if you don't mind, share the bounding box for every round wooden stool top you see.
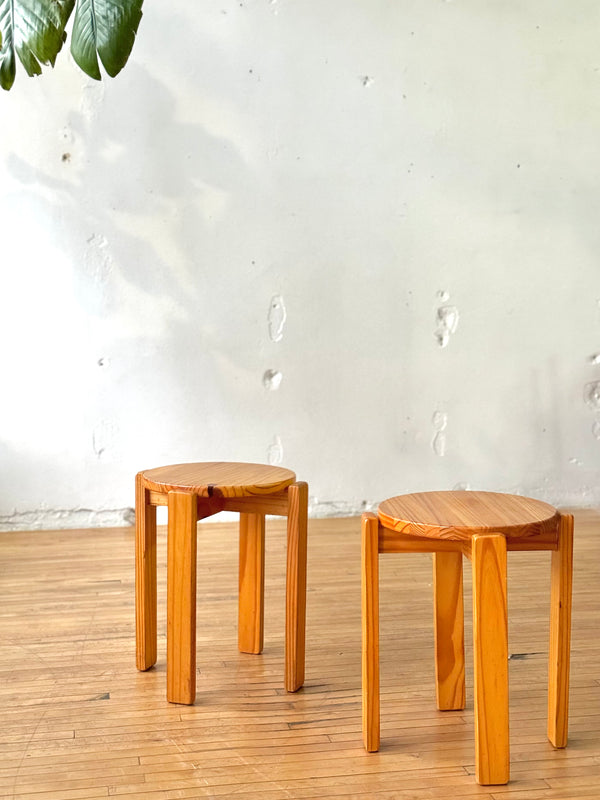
[139,462,296,499]
[378,491,560,543]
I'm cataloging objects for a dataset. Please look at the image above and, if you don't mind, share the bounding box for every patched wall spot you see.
[263,369,283,391]
[434,301,459,348]
[267,435,283,465]
[268,295,287,342]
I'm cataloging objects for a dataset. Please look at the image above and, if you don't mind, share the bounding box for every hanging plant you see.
[0,0,143,91]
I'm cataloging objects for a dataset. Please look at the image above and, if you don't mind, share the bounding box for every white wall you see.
[1,1,599,529]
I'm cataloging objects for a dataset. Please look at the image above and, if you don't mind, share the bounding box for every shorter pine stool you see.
[361,491,573,785]
[135,462,308,704]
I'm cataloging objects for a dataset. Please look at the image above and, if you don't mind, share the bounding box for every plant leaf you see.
[0,2,16,89]
[71,0,142,81]
[0,0,75,90]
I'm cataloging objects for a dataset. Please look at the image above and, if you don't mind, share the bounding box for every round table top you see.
[139,462,296,498]
[378,490,559,542]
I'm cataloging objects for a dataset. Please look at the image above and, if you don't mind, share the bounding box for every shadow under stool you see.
[135,462,308,704]
[361,490,573,785]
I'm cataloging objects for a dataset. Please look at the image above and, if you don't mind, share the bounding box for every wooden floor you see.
[1,510,599,800]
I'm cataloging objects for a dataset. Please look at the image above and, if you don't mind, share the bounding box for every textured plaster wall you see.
[1,1,600,529]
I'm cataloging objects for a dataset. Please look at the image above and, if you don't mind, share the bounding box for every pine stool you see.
[361,491,573,785]
[135,462,308,705]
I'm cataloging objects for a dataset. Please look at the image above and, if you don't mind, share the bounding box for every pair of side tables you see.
[135,461,573,786]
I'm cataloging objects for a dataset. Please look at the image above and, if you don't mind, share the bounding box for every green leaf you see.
[0,3,18,90]
[0,0,75,90]
[71,0,142,81]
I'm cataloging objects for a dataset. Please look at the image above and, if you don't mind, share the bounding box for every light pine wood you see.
[166,491,198,705]
[148,491,292,516]
[135,473,157,671]
[0,512,598,799]
[136,463,307,703]
[471,533,509,785]
[223,492,290,515]
[378,490,560,545]
[548,512,574,748]
[139,462,296,499]
[365,490,574,786]
[361,512,380,752]
[433,551,465,711]
[379,527,466,553]
[238,512,266,654]
[285,481,308,692]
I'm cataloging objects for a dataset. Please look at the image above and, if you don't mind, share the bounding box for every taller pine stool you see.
[135,462,308,705]
[361,491,573,785]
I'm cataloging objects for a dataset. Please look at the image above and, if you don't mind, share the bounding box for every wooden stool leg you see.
[167,491,197,705]
[433,551,465,710]
[362,512,380,752]
[238,512,265,654]
[548,512,574,748]
[135,474,157,671]
[285,481,308,692]
[472,534,509,785]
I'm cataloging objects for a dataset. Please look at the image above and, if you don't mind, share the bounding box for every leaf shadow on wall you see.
[6,63,254,314]
[3,64,266,468]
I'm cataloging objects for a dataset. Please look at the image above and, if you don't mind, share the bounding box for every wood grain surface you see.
[285,481,309,692]
[378,490,560,543]
[166,491,198,705]
[238,512,266,655]
[471,534,509,784]
[361,512,380,752]
[433,551,466,712]
[1,511,597,799]
[138,462,296,498]
[548,512,574,748]
[365,492,572,785]
[135,473,157,671]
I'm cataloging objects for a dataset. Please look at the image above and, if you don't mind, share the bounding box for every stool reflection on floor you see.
[135,462,308,704]
[361,491,573,785]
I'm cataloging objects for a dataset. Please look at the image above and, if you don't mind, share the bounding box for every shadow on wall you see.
[1,58,291,528]
[5,62,253,314]
[4,59,271,453]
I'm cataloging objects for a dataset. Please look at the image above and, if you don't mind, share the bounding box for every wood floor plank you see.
[0,512,599,799]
